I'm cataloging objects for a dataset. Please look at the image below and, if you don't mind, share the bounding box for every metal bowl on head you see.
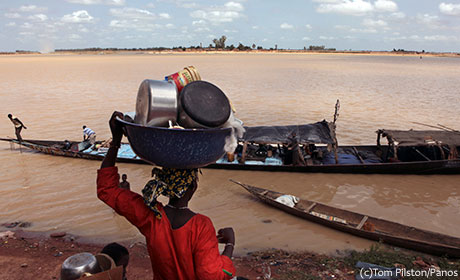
[117,117,232,168]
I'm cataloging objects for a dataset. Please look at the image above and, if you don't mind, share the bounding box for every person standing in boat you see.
[8,114,27,142]
[97,111,236,280]
[82,125,96,145]
[119,174,130,191]
[287,132,306,166]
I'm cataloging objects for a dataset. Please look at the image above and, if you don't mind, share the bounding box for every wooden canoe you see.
[2,138,460,174]
[232,180,460,257]
[0,138,146,164]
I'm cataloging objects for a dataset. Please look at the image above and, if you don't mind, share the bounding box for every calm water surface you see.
[1,53,459,255]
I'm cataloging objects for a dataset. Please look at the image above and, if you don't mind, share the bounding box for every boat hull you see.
[2,139,460,174]
[207,158,460,174]
[235,181,460,257]
[1,139,147,165]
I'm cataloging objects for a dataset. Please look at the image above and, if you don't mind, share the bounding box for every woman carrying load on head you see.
[97,111,236,280]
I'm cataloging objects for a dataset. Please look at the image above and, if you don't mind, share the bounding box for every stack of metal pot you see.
[134,66,233,129]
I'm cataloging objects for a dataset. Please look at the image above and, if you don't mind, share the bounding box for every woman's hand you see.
[218,227,235,258]
[217,227,235,245]
[101,111,124,168]
[109,111,124,145]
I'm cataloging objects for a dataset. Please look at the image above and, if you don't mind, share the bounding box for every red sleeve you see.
[193,216,236,280]
[97,167,152,235]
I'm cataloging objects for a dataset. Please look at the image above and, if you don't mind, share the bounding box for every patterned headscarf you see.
[142,167,199,219]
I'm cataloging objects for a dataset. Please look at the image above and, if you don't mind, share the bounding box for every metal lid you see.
[180,81,231,127]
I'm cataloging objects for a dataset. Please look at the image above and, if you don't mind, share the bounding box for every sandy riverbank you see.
[1,49,459,58]
[2,229,460,280]
[0,230,356,280]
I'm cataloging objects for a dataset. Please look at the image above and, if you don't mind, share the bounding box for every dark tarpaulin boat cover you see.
[240,121,335,144]
[380,130,460,146]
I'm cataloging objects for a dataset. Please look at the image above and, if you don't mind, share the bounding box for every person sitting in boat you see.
[255,144,268,157]
[305,144,322,160]
[83,125,96,145]
[8,114,27,142]
[63,140,72,150]
[119,174,130,191]
[97,111,236,280]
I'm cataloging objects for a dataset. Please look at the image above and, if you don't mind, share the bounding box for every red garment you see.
[97,167,236,280]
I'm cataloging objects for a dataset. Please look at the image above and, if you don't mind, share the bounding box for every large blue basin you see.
[117,118,232,168]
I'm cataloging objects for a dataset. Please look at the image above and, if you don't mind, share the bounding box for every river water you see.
[1,53,459,255]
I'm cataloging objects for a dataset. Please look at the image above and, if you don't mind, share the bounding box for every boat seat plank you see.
[356,215,369,230]
[305,202,317,213]
[352,146,364,163]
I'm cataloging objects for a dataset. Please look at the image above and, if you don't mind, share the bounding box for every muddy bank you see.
[2,230,460,280]
[0,230,354,279]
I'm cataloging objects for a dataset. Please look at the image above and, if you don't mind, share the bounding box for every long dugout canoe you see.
[233,180,460,258]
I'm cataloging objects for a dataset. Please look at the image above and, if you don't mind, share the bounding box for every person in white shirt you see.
[8,114,27,142]
[82,125,96,144]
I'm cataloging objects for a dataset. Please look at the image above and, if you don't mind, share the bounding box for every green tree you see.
[212,35,227,49]
[309,45,325,51]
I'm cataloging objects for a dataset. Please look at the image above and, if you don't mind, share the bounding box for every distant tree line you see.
[308,45,336,51]
[210,35,262,51]
[52,37,344,53]
[392,48,425,54]
[0,50,41,54]
[3,38,457,55]
[54,47,171,52]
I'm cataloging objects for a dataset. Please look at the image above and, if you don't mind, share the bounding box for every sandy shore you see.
[3,229,460,280]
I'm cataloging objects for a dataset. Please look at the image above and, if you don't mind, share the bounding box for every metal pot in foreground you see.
[60,252,101,280]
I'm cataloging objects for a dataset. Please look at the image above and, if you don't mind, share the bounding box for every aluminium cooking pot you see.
[134,79,178,127]
[60,252,101,280]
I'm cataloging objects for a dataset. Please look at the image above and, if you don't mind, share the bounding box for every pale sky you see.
[1,0,460,53]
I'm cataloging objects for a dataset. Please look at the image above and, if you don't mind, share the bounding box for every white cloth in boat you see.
[275,195,299,208]
[222,112,245,154]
